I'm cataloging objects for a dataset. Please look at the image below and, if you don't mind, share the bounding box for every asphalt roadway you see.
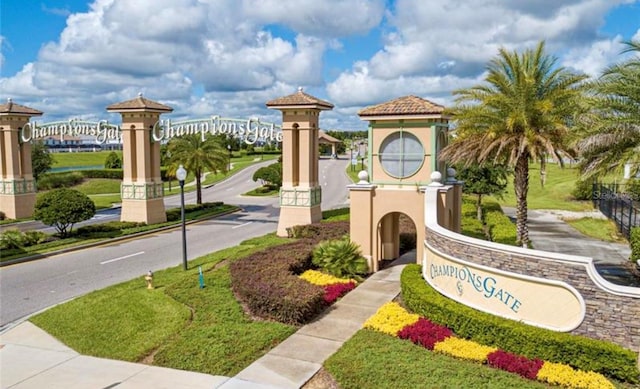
[0,157,353,330]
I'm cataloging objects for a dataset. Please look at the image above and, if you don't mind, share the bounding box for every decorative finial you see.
[357,170,369,185]
[297,86,303,92]
[446,167,457,183]
[429,171,443,186]
[138,92,143,97]
[7,98,12,103]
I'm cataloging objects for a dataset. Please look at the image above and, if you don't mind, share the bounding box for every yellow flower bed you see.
[433,337,497,362]
[537,361,615,389]
[299,270,355,286]
[363,302,420,336]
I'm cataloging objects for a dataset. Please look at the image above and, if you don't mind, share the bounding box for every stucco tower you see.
[0,99,42,219]
[107,94,172,224]
[349,95,451,272]
[266,88,334,236]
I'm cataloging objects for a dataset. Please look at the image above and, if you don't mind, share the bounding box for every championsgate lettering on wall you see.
[20,116,283,145]
[152,117,283,144]
[430,263,522,313]
[21,120,121,144]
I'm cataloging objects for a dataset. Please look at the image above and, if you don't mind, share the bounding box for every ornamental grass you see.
[362,302,615,389]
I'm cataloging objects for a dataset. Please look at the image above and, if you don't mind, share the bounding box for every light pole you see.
[227,144,232,172]
[176,164,188,271]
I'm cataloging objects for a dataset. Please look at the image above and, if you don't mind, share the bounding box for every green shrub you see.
[0,229,26,249]
[230,221,350,324]
[631,227,640,262]
[165,202,223,221]
[104,152,122,169]
[572,179,594,201]
[80,169,123,179]
[33,188,96,237]
[0,211,6,220]
[312,237,369,279]
[627,179,640,201]
[461,216,486,240]
[37,172,84,190]
[23,230,50,246]
[322,207,350,220]
[484,209,517,246]
[401,264,639,383]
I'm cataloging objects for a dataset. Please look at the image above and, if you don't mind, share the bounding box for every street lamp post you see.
[227,144,232,172]
[176,165,188,271]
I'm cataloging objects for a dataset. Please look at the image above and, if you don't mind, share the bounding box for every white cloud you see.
[326,0,636,110]
[0,0,638,129]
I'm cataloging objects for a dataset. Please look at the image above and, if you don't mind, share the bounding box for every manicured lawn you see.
[51,151,119,168]
[74,178,121,195]
[30,233,295,375]
[565,217,628,243]
[488,163,593,211]
[325,330,549,389]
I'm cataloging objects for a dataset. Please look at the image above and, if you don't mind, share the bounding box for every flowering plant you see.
[363,303,615,389]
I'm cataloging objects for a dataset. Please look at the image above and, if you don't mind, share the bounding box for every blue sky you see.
[1,0,639,130]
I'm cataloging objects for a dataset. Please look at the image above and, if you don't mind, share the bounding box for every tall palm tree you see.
[168,134,229,204]
[440,41,587,247]
[576,40,640,179]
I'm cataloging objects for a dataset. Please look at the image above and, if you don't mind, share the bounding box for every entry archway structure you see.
[107,94,173,224]
[266,88,333,237]
[318,129,341,157]
[0,99,42,219]
[348,95,457,272]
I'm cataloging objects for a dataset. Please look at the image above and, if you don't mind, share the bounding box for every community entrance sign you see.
[19,116,283,145]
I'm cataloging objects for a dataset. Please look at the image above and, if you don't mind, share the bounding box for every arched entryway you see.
[376,212,417,269]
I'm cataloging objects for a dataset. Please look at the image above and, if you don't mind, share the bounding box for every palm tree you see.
[440,41,587,247]
[168,134,229,204]
[576,40,640,179]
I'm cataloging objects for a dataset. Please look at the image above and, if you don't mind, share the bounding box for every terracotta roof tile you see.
[266,88,333,109]
[0,99,43,116]
[358,95,444,117]
[107,93,173,112]
[318,130,341,143]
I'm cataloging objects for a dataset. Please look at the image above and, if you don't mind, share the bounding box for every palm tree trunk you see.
[196,170,202,205]
[514,153,530,247]
[476,194,483,221]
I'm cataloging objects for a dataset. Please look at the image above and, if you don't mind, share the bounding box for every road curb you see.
[0,208,241,268]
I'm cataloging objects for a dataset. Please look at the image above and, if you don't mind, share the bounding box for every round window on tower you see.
[378,131,425,178]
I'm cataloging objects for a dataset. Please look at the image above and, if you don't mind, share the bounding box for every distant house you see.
[318,130,342,157]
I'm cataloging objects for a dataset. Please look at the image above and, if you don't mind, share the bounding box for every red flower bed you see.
[323,281,356,304]
[487,349,544,380]
[397,317,453,350]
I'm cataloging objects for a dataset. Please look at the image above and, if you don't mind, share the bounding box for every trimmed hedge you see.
[483,206,517,246]
[401,264,639,383]
[80,169,123,179]
[230,221,350,325]
[165,202,223,221]
[631,227,640,262]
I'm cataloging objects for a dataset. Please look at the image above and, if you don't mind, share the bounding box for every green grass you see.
[243,186,279,196]
[51,151,119,168]
[325,330,549,389]
[346,162,366,183]
[488,163,593,211]
[74,178,121,195]
[30,233,295,375]
[565,217,628,243]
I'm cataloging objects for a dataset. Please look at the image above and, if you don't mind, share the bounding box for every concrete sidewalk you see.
[0,253,412,389]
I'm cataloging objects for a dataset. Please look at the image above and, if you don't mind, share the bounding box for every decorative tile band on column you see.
[0,179,36,195]
[279,186,321,206]
[121,182,164,200]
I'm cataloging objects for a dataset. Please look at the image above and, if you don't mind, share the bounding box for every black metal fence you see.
[592,183,640,240]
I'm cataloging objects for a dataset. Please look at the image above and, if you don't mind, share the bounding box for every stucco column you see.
[0,99,42,219]
[266,88,333,236]
[107,94,172,224]
[348,178,377,272]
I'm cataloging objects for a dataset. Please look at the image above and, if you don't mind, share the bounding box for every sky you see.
[1,0,639,131]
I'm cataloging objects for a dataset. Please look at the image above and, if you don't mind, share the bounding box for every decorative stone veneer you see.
[424,185,640,352]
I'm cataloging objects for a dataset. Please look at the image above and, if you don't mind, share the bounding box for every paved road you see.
[0,157,351,330]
